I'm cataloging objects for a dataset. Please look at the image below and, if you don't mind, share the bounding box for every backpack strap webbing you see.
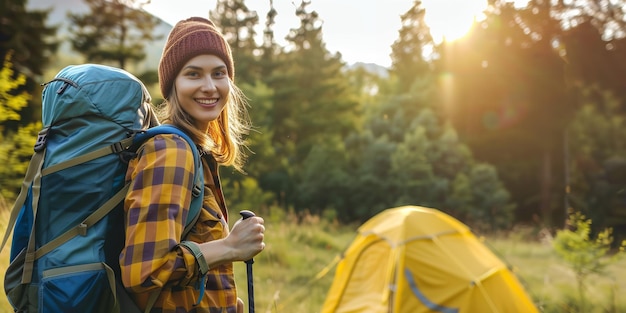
[41,137,135,176]
[21,146,45,284]
[30,183,131,260]
[0,147,45,253]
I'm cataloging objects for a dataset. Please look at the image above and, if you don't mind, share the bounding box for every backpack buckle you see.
[112,141,136,163]
[110,142,120,153]
[192,184,202,198]
[34,127,50,152]
[119,151,136,164]
[78,223,87,236]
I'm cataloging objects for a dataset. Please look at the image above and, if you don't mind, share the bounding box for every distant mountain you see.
[349,62,389,78]
[27,0,172,73]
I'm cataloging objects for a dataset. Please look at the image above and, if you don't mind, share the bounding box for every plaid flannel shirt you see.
[121,134,236,313]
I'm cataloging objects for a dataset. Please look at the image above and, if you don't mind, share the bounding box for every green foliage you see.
[568,89,626,234]
[0,54,39,199]
[0,122,41,199]
[0,53,30,124]
[239,81,280,178]
[0,0,58,78]
[251,1,361,211]
[453,163,515,231]
[554,212,621,277]
[221,173,275,216]
[0,0,57,132]
[296,137,351,215]
[335,68,514,227]
[388,113,514,230]
[553,212,626,311]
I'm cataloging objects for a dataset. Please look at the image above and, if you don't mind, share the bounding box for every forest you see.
[1,0,625,240]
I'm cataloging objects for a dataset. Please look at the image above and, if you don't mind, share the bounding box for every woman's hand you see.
[196,215,265,268]
[228,215,265,261]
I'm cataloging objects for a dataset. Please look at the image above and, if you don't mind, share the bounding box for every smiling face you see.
[174,54,231,132]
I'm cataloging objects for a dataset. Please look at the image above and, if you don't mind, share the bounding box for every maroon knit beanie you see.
[158,17,234,98]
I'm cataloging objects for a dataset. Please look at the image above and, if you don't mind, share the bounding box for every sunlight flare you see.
[422,0,487,42]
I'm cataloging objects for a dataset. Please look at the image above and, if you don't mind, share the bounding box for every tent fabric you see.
[321,206,538,313]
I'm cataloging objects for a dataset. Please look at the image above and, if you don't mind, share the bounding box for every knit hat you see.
[158,17,234,98]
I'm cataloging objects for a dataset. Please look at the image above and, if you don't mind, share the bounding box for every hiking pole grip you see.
[239,210,255,313]
[239,210,256,265]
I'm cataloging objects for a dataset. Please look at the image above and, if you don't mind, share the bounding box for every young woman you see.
[120,17,265,313]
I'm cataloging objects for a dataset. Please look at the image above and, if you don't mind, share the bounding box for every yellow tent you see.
[321,206,538,313]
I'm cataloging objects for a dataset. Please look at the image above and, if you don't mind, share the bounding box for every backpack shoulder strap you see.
[133,125,204,237]
[130,125,204,313]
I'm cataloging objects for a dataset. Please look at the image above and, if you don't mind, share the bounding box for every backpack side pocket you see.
[5,248,37,312]
[40,262,116,313]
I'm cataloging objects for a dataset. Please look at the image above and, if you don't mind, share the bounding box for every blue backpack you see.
[0,64,204,313]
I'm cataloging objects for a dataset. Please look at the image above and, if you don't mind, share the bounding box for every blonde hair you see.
[157,81,251,172]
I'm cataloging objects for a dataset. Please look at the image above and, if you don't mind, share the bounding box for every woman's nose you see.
[201,77,217,91]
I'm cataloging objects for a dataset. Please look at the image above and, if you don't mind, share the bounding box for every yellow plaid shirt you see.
[121,134,237,313]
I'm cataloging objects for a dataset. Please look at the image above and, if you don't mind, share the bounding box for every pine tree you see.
[568,89,626,235]
[0,0,57,130]
[210,0,260,84]
[259,0,279,79]
[390,0,433,93]
[265,0,359,211]
[68,0,160,70]
[557,0,626,107]
[0,0,58,78]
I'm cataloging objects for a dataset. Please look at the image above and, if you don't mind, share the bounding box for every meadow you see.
[0,202,625,313]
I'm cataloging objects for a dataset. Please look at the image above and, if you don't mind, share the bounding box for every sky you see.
[143,0,527,68]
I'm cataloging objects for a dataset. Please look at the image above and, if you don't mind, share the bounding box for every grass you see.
[232,207,357,313]
[0,198,12,313]
[486,229,626,313]
[1,201,625,313]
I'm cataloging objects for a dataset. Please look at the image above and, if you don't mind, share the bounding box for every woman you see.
[120,17,265,313]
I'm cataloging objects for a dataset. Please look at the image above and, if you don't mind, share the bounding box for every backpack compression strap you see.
[0,129,47,253]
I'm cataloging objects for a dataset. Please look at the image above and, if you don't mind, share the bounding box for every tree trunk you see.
[540,147,553,225]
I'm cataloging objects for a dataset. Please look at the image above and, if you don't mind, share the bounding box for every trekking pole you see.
[239,210,256,313]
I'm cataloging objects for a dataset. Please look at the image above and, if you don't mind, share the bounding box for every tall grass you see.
[0,200,625,313]
[0,197,13,313]
[486,229,626,313]
[232,206,358,313]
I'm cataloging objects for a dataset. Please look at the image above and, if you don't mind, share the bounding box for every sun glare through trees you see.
[422,0,530,43]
